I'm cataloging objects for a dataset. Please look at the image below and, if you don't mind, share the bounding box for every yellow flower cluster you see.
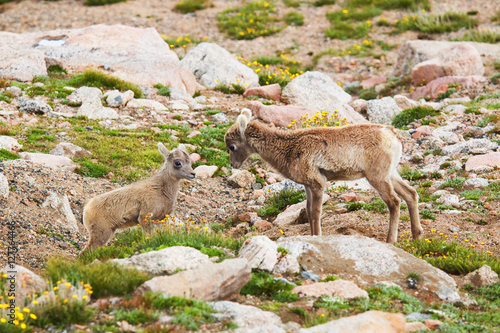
[288,110,349,129]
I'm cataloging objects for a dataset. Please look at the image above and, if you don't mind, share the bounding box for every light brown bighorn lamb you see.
[225,109,422,243]
[81,143,195,251]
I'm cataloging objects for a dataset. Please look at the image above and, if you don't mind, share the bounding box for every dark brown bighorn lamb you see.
[81,143,195,252]
[225,109,422,243]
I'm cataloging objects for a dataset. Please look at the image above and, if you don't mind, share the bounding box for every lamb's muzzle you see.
[224,108,423,243]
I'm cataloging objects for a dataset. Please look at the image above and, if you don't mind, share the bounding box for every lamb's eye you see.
[229,145,236,151]
[174,161,182,167]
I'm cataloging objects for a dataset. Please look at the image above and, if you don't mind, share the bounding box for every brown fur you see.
[81,143,195,252]
[225,109,423,243]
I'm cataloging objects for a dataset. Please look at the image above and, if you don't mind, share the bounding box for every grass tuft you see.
[173,0,207,13]
[69,69,143,98]
[83,0,126,6]
[44,257,150,298]
[258,189,306,217]
[391,106,439,129]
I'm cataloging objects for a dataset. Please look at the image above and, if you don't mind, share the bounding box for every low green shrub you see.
[44,257,150,298]
[391,106,439,129]
[69,69,143,98]
[283,11,304,26]
[173,0,207,13]
[217,1,282,40]
[258,189,306,217]
[84,0,126,6]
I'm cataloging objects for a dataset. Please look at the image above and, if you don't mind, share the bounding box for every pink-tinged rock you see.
[424,319,444,330]
[462,265,499,287]
[0,136,22,151]
[412,58,445,85]
[273,254,300,275]
[246,100,315,127]
[252,190,266,200]
[238,212,258,222]
[394,94,419,110]
[254,219,273,231]
[339,192,357,202]
[187,130,201,139]
[299,310,406,333]
[350,99,367,114]
[193,165,218,179]
[416,126,432,136]
[2,264,46,305]
[361,76,386,90]
[413,43,486,85]
[138,258,251,301]
[238,236,278,272]
[465,152,500,171]
[0,25,198,94]
[190,153,201,163]
[406,322,429,332]
[292,279,368,299]
[243,83,282,101]
[19,152,77,171]
[410,75,486,100]
[431,85,450,99]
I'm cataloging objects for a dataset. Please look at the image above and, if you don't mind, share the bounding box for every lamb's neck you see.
[246,124,290,170]
[151,173,180,199]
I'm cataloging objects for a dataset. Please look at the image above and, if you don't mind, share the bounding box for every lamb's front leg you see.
[308,186,324,236]
[304,186,314,235]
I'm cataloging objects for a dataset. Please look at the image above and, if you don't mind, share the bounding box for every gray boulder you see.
[18,97,52,114]
[0,173,8,200]
[281,71,367,125]
[181,42,259,89]
[277,235,463,303]
[366,97,402,124]
[112,246,211,275]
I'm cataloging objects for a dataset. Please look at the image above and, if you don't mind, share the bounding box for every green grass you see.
[283,11,304,26]
[391,106,439,129]
[395,12,478,34]
[399,166,426,181]
[83,0,126,5]
[79,225,243,264]
[346,0,430,11]
[458,28,500,44]
[44,257,150,298]
[240,272,299,302]
[30,300,95,329]
[153,83,171,97]
[0,92,12,103]
[214,83,246,95]
[326,6,382,22]
[345,198,387,213]
[460,190,487,200]
[397,235,500,276]
[114,308,159,325]
[283,0,300,7]
[146,293,216,330]
[69,69,143,98]
[312,0,335,6]
[217,1,283,40]
[258,189,306,217]
[440,177,466,189]
[164,34,201,47]
[0,149,20,161]
[325,21,371,40]
[173,0,207,13]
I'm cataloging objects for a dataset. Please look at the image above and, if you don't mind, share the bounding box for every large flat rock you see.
[0,24,198,94]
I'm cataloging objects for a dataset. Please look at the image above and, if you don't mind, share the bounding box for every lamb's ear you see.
[237,108,252,133]
[178,144,187,152]
[158,142,170,159]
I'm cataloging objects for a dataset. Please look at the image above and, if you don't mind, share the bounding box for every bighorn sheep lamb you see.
[225,109,422,243]
[81,143,195,251]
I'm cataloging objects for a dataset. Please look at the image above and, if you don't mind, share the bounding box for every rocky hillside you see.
[1,0,500,331]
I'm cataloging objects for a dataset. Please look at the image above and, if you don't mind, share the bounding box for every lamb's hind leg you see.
[391,173,423,240]
[82,224,114,253]
[367,176,401,243]
[307,185,324,236]
[304,186,314,235]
